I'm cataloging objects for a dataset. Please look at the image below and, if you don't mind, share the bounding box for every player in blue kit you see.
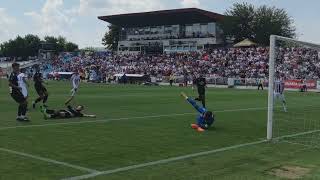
[181,92,215,132]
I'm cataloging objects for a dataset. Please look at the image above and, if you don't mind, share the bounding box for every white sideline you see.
[0,107,269,131]
[62,140,268,180]
[0,147,99,173]
[62,129,320,180]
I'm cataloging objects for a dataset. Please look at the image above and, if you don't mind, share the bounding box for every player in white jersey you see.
[274,78,287,112]
[65,71,81,105]
[17,69,28,98]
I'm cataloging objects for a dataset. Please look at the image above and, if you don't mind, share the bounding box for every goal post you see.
[267,35,276,140]
[267,35,320,141]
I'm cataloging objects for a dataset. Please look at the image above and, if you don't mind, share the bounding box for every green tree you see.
[15,36,28,58]
[2,36,27,58]
[44,36,79,52]
[65,42,79,52]
[57,36,67,52]
[44,36,58,52]
[44,36,58,44]
[221,3,255,43]
[221,3,296,45]
[0,35,79,59]
[24,34,41,57]
[253,5,295,45]
[102,24,120,51]
[0,43,6,57]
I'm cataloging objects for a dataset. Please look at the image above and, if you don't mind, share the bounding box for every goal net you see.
[267,35,320,148]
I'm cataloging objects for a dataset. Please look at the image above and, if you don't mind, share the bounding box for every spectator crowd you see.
[39,47,320,82]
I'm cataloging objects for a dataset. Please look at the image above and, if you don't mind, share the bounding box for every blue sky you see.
[0,0,319,48]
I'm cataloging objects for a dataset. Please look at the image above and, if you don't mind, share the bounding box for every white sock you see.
[283,104,287,112]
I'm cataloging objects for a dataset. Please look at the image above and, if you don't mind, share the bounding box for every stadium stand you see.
[36,47,319,83]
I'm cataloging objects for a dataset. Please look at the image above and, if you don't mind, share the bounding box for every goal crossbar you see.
[273,35,320,50]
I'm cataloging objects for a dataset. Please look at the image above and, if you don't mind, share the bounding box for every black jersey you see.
[192,77,197,84]
[9,72,20,94]
[33,72,43,86]
[62,106,83,118]
[196,77,206,91]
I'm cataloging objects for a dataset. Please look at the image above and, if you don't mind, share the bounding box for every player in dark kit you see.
[9,63,29,121]
[32,65,49,108]
[194,74,207,108]
[41,105,96,119]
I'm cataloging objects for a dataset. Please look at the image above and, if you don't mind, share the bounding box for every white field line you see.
[0,106,268,179]
[62,140,268,180]
[0,107,269,131]
[274,129,320,140]
[62,129,320,180]
[281,140,318,149]
[0,147,99,173]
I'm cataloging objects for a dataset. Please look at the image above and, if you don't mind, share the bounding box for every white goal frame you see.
[267,35,320,140]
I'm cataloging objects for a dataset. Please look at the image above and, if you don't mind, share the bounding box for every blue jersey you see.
[187,98,214,129]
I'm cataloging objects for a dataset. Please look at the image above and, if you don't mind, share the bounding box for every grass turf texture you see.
[0,79,319,180]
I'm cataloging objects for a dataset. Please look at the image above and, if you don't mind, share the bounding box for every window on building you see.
[186,25,193,37]
[156,26,163,34]
[129,47,140,51]
[164,26,172,34]
[193,24,200,36]
[144,27,150,35]
[150,26,157,34]
[172,25,179,34]
[120,47,129,51]
[208,23,216,37]
[200,24,208,37]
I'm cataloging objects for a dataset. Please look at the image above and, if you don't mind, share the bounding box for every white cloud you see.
[78,0,166,16]
[180,0,200,8]
[22,0,165,48]
[24,0,75,37]
[0,8,18,42]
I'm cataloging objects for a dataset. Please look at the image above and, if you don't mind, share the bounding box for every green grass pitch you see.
[0,79,320,180]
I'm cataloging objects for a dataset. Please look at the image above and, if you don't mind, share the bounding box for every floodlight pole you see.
[267,35,276,141]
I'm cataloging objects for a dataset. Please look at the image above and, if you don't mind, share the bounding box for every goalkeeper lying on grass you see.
[41,105,96,119]
[181,92,215,132]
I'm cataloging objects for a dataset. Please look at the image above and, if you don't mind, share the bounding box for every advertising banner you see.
[284,79,317,89]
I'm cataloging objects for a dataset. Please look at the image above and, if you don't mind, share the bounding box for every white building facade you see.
[99,8,225,54]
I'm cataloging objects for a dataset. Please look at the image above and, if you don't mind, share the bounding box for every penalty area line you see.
[0,107,269,131]
[0,147,99,173]
[61,139,268,180]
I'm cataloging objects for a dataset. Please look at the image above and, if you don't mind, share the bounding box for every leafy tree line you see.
[102,24,120,51]
[102,2,296,50]
[220,3,295,45]
[0,34,78,59]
